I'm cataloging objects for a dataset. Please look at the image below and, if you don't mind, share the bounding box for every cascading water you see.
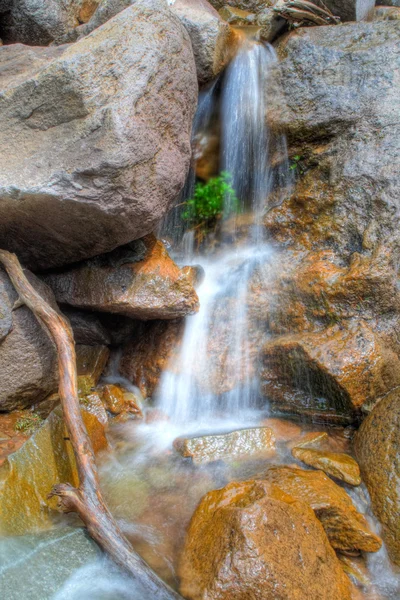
[156,36,291,429]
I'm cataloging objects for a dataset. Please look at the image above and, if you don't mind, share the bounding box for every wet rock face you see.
[261,320,400,423]
[312,0,375,21]
[0,0,197,271]
[259,21,400,421]
[0,268,58,411]
[179,479,352,600]
[0,0,100,45]
[263,467,381,553]
[43,236,199,320]
[173,427,276,464]
[119,318,185,398]
[354,389,400,565]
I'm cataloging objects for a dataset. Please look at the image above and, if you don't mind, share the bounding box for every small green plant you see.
[182,172,238,230]
[289,154,305,175]
[15,412,43,434]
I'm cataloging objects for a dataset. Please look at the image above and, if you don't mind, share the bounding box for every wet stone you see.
[173,427,276,465]
[263,467,381,553]
[292,447,362,486]
[76,344,110,396]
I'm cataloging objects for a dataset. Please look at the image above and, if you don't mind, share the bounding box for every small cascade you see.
[156,35,292,428]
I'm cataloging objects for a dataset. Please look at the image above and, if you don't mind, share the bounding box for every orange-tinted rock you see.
[292,448,362,486]
[263,467,381,553]
[174,427,276,464]
[262,320,400,423]
[43,236,199,320]
[354,389,400,565]
[119,319,185,398]
[179,479,352,600]
[101,384,142,416]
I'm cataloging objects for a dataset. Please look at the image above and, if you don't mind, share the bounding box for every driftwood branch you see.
[0,249,182,600]
[274,0,340,26]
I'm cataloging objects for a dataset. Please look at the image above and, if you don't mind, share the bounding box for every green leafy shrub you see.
[182,172,238,230]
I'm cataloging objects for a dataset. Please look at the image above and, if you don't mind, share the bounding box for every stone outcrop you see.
[263,467,381,553]
[0,0,197,270]
[43,236,199,319]
[292,448,362,486]
[179,479,352,600]
[354,389,400,565]
[0,268,58,411]
[173,427,275,464]
[209,0,273,11]
[0,0,100,45]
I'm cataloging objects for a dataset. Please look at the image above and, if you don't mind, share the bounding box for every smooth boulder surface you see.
[306,0,375,21]
[263,467,381,553]
[355,389,400,565]
[179,479,352,600]
[0,0,197,271]
[0,0,100,45]
[43,236,199,319]
[0,268,58,411]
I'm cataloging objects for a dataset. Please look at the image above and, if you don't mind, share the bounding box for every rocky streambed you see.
[0,0,400,599]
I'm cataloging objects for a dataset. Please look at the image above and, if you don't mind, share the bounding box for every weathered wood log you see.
[274,0,340,26]
[0,249,182,600]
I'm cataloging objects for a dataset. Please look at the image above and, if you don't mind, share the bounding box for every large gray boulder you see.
[0,0,197,271]
[0,0,100,45]
[59,0,233,84]
[0,268,58,411]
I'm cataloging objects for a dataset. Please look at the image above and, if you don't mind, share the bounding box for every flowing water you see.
[1,33,400,600]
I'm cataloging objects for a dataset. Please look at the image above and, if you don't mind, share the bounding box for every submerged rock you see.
[0,527,100,600]
[354,389,400,565]
[179,479,352,600]
[43,236,199,320]
[0,0,197,270]
[0,398,108,535]
[263,467,381,553]
[173,427,276,464]
[292,448,362,486]
[0,268,58,411]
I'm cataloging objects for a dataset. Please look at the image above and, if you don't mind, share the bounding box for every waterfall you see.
[156,37,291,428]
